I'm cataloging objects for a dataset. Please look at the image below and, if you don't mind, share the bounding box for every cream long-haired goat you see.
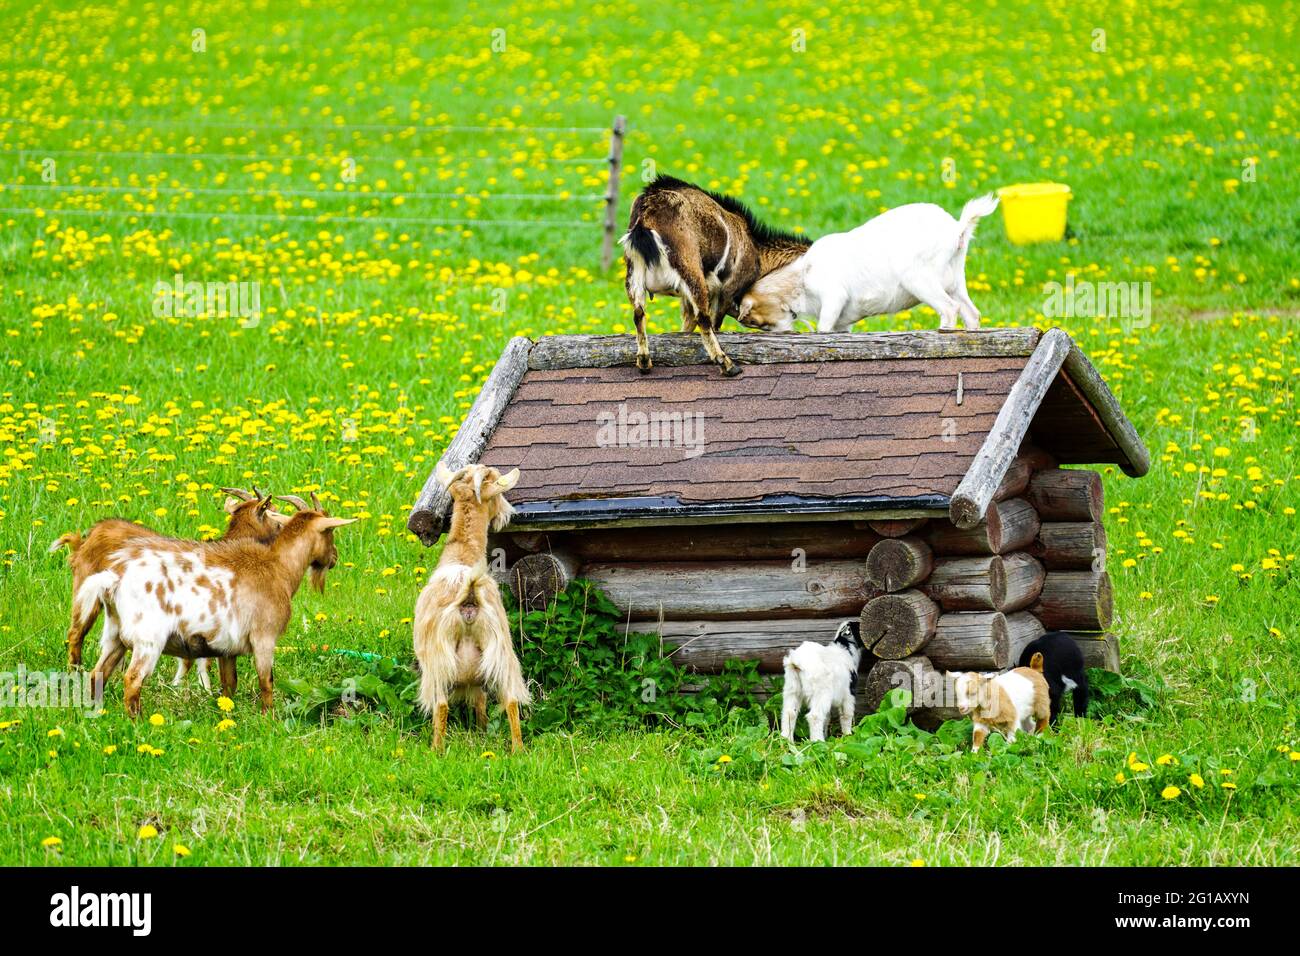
[413,462,530,753]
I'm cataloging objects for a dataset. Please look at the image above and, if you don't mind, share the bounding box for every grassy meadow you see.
[0,0,1297,865]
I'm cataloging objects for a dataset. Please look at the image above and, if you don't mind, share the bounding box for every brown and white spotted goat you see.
[52,487,283,691]
[620,174,810,376]
[412,463,530,753]
[72,503,355,716]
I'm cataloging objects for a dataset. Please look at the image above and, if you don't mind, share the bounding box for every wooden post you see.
[600,115,626,272]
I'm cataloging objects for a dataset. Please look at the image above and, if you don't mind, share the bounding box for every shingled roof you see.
[408,329,1148,543]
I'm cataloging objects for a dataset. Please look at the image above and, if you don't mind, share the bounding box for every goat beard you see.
[310,565,328,593]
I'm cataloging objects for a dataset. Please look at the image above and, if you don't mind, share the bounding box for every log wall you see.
[503,457,1123,731]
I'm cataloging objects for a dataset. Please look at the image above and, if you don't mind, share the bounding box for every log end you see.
[948,493,986,530]
[406,508,442,547]
[508,552,579,611]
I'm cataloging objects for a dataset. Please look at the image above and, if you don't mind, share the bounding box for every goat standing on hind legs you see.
[620,175,810,377]
[413,462,530,754]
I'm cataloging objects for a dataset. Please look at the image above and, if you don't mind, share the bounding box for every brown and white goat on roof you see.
[620,174,810,377]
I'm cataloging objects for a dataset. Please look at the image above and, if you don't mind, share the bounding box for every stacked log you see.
[501,448,1122,728]
[855,458,1119,714]
[925,498,1041,555]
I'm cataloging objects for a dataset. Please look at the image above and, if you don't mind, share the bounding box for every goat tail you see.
[619,216,663,269]
[957,193,999,239]
[74,570,119,622]
[1029,651,1045,673]
[49,531,83,558]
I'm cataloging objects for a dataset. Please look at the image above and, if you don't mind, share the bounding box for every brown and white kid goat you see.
[412,462,530,753]
[73,504,355,716]
[52,487,283,691]
[621,174,810,377]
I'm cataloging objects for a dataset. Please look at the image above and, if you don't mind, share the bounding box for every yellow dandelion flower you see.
[1156,754,1175,766]
[909,858,926,867]
[103,745,117,755]
[623,854,637,863]
[1161,786,1181,800]
[716,754,733,764]
[148,713,165,727]
[1115,772,1126,783]
[41,836,62,849]
[1221,782,1237,790]
[137,824,158,839]
[47,727,64,738]
[1189,773,1205,788]
[215,719,236,732]
[480,751,496,759]
[217,696,234,713]
[173,844,191,858]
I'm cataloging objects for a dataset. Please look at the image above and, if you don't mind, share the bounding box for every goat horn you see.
[220,487,257,502]
[311,492,323,512]
[275,494,311,511]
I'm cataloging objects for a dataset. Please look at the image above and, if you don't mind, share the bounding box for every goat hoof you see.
[721,363,743,377]
[636,356,653,373]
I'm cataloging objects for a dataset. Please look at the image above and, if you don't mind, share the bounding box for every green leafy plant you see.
[507,579,767,732]
[280,655,421,729]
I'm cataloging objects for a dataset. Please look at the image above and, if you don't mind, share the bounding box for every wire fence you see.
[0,115,628,253]
[0,115,611,134]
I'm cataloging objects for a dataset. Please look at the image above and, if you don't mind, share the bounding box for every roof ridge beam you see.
[948,328,1073,529]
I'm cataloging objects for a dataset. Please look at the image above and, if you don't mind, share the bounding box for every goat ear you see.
[495,468,521,492]
[266,511,293,526]
[314,516,358,530]
[256,495,274,515]
[223,497,241,515]
[737,299,752,322]
[435,460,458,489]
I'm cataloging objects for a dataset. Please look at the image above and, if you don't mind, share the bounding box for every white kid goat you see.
[737,194,999,334]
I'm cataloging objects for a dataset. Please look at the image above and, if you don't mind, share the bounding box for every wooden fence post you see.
[601,114,626,271]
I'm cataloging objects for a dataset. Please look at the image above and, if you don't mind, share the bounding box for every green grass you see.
[1,0,1298,865]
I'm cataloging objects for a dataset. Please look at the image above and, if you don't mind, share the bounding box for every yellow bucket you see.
[997,182,1072,244]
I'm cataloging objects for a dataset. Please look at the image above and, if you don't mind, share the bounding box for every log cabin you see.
[407,328,1149,728]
